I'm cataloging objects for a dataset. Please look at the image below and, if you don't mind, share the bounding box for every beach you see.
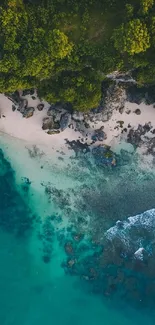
[1,92,155,324]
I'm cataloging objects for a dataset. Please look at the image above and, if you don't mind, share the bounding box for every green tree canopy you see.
[113,19,150,55]
[0,0,155,109]
[139,0,154,14]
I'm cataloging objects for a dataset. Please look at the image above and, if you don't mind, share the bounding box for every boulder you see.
[47,129,60,135]
[64,241,74,255]
[7,91,20,106]
[42,117,54,130]
[23,107,35,118]
[60,112,71,131]
[12,105,16,112]
[134,108,141,115]
[92,145,116,166]
[37,103,44,111]
[53,121,60,129]
[91,126,107,142]
[47,105,55,116]
[19,98,28,113]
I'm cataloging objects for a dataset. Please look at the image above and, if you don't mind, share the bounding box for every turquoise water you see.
[1,141,155,325]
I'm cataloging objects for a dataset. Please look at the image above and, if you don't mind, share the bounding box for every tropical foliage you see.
[0,0,155,110]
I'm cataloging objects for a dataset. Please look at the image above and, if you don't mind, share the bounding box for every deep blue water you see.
[1,145,155,325]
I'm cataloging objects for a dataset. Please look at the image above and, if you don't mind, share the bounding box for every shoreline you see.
[0,90,155,163]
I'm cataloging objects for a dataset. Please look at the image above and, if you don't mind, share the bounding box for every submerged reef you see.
[59,209,155,308]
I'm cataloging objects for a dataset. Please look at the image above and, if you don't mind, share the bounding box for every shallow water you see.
[1,136,155,325]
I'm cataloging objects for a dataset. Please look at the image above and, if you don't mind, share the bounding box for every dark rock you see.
[42,117,54,130]
[128,123,152,146]
[66,139,90,155]
[126,110,131,115]
[119,105,124,114]
[60,112,71,131]
[42,255,51,263]
[6,91,20,106]
[134,108,141,115]
[32,96,36,100]
[116,120,124,128]
[64,241,74,255]
[37,103,44,111]
[67,258,77,268]
[92,145,116,166]
[53,121,60,130]
[47,129,60,135]
[47,105,55,116]
[126,86,144,104]
[127,125,144,146]
[23,107,35,118]
[143,122,152,133]
[91,126,106,142]
[19,98,28,113]
[12,105,16,112]
[84,121,90,128]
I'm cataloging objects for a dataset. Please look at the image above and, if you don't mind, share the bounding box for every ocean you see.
[0,133,155,325]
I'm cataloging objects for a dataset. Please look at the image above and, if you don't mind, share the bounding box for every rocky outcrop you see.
[37,103,44,111]
[92,145,116,166]
[42,117,54,130]
[19,98,28,113]
[6,91,21,106]
[47,105,55,116]
[47,129,60,135]
[91,126,107,142]
[12,105,16,112]
[127,123,152,146]
[42,116,61,134]
[23,107,35,118]
[60,112,71,131]
[101,82,127,121]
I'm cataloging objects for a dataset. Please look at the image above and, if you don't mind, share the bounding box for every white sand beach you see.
[1,93,155,152]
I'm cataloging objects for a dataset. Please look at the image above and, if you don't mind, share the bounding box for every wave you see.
[104,208,155,260]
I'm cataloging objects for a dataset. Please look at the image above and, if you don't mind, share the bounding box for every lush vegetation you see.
[0,0,155,110]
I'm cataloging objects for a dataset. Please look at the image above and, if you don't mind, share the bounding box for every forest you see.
[0,0,155,110]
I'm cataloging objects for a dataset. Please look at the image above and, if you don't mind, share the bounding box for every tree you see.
[38,69,102,111]
[113,19,150,55]
[139,0,154,14]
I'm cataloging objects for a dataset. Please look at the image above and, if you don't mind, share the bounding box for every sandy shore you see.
[0,94,82,156]
[1,93,155,152]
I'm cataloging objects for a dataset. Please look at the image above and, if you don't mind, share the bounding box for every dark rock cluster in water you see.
[59,209,155,309]
[92,145,116,166]
[65,139,90,156]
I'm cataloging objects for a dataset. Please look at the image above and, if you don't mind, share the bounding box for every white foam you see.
[134,247,145,261]
[105,209,155,251]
